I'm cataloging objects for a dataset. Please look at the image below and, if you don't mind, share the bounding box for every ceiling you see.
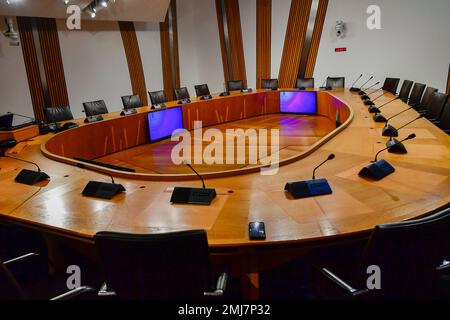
[0,0,170,22]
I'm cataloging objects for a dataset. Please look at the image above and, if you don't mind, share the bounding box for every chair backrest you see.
[261,79,278,90]
[194,84,211,97]
[382,77,400,94]
[148,90,167,105]
[418,87,438,111]
[425,92,448,120]
[408,83,426,108]
[296,78,314,89]
[173,87,190,100]
[94,230,212,299]
[398,80,414,102]
[44,106,74,123]
[357,208,450,299]
[82,100,108,117]
[438,102,450,133]
[121,95,142,109]
[326,77,345,89]
[227,80,244,91]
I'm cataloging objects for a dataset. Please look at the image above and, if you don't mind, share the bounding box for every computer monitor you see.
[0,113,36,131]
[148,106,184,142]
[279,91,317,115]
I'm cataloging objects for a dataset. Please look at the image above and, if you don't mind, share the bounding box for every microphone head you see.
[406,133,416,140]
[328,154,336,160]
[375,81,380,85]
[369,76,374,79]
[182,160,188,165]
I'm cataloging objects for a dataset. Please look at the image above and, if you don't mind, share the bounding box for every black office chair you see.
[148,90,167,105]
[417,87,438,113]
[424,92,448,122]
[94,230,228,300]
[261,79,278,90]
[326,77,345,89]
[310,207,450,299]
[82,100,109,117]
[121,95,142,110]
[408,83,426,108]
[194,84,211,97]
[227,80,244,91]
[296,78,314,89]
[397,80,414,103]
[382,77,400,94]
[173,87,190,100]
[44,106,74,123]
[438,102,450,134]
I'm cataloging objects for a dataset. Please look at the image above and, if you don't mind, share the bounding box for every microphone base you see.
[358,91,366,95]
[120,108,137,116]
[241,88,253,93]
[319,86,332,91]
[359,159,395,181]
[82,181,126,200]
[386,138,408,154]
[284,178,332,199]
[373,113,388,122]
[364,100,374,106]
[382,124,399,137]
[361,95,370,101]
[201,95,213,100]
[15,169,50,185]
[350,88,361,92]
[170,187,216,205]
[368,106,380,113]
[178,98,191,104]
[219,91,230,97]
[84,115,104,123]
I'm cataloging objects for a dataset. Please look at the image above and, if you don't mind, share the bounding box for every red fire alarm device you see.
[335,47,347,52]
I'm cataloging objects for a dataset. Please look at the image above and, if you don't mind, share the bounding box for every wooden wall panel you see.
[160,0,180,101]
[216,0,247,86]
[37,18,70,108]
[119,21,149,106]
[17,17,46,121]
[256,0,271,89]
[278,0,312,88]
[305,0,329,78]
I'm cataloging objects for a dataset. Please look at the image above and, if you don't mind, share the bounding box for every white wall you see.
[271,0,291,78]
[0,17,34,117]
[134,22,164,93]
[239,0,256,89]
[57,19,132,118]
[177,0,224,96]
[314,0,450,92]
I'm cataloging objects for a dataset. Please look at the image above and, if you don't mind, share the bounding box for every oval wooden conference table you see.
[0,89,449,298]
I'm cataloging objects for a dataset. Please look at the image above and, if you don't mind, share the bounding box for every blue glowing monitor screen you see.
[279,91,317,114]
[148,106,184,142]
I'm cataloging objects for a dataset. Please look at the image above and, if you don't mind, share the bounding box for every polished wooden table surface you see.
[0,89,449,253]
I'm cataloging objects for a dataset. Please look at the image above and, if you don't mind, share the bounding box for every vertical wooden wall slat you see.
[160,0,180,101]
[304,0,329,78]
[256,0,271,89]
[37,18,70,108]
[119,21,149,106]
[446,64,450,95]
[278,0,312,88]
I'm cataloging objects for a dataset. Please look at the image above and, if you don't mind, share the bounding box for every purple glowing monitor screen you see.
[279,91,317,114]
[148,106,184,142]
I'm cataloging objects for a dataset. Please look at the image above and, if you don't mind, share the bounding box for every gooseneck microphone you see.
[364,91,388,106]
[368,88,383,96]
[358,76,374,95]
[76,161,125,199]
[320,79,331,91]
[312,154,335,180]
[373,106,413,123]
[369,97,400,113]
[285,154,335,199]
[183,160,205,189]
[359,134,416,180]
[350,74,363,92]
[374,134,416,162]
[170,161,217,205]
[0,152,49,185]
[386,106,414,122]
[361,83,381,100]
[382,115,423,137]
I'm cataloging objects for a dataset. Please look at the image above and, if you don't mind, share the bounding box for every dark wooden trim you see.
[119,21,149,106]
[278,0,313,88]
[216,0,247,87]
[160,0,180,101]
[446,64,450,95]
[305,0,329,78]
[256,0,271,89]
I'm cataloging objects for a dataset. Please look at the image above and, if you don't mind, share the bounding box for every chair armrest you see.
[51,286,96,300]
[321,268,369,297]
[204,273,228,297]
[3,253,40,267]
